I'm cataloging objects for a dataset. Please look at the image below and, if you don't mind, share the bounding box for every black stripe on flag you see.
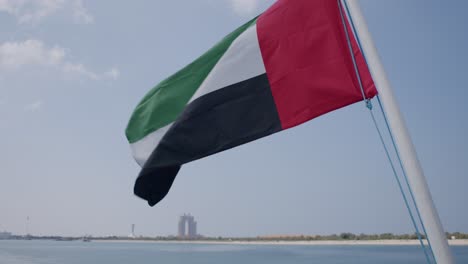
[135,74,282,206]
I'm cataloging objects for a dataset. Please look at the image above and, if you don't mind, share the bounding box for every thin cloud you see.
[62,63,118,80]
[0,39,65,69]
[24,100,44,112]
[229,0,258,16]
[0,0,93,25]
[104,67,120,80]
[63,62,99,80]
[0,39,119,80]
[72,0,93,24]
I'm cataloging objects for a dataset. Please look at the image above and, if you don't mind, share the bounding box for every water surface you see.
[1,240,467,264]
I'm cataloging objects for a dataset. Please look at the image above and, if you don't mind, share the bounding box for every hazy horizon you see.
[1,0,468,238]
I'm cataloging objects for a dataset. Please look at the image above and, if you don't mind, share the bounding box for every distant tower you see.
[26,216,30,236]
[178,214,197,239]
[187,215,197,239]
[131,224,135,238]
[178,215,186,238]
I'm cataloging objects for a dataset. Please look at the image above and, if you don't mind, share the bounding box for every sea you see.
[1,240,467,264]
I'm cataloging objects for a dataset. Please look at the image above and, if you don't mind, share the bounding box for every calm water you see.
[1,240,468,264]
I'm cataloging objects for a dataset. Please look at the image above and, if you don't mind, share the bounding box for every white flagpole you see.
[344,1,454,263]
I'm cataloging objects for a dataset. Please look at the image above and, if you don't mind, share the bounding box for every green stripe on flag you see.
[126,17,258,144]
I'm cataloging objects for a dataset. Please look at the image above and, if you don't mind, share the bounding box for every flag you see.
[126,0,377,206]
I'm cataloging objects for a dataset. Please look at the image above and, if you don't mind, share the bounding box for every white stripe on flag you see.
[189,24,266,103]
[130,123,172,167]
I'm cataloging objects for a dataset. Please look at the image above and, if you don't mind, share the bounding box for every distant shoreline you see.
[92,239,468,246]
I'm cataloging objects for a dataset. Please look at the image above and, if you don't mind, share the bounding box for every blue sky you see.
[1,0,467,238]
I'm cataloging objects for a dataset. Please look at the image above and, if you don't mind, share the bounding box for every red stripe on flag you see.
[257,0,377,130]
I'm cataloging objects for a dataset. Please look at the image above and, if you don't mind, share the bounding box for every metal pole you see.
[345,1,454,263]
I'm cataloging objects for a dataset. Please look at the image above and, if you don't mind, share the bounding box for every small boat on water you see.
[55,237,74,242]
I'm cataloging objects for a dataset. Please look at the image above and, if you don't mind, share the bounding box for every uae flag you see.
[126,0,377,206]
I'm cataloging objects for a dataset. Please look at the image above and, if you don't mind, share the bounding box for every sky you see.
[1,0,467,238]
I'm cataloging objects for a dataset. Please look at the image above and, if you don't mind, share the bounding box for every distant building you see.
[178,217,186,238]
[129,224,136,238]
[0,231,12,240]
[187,215,197,238]
[177,214,197,239]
